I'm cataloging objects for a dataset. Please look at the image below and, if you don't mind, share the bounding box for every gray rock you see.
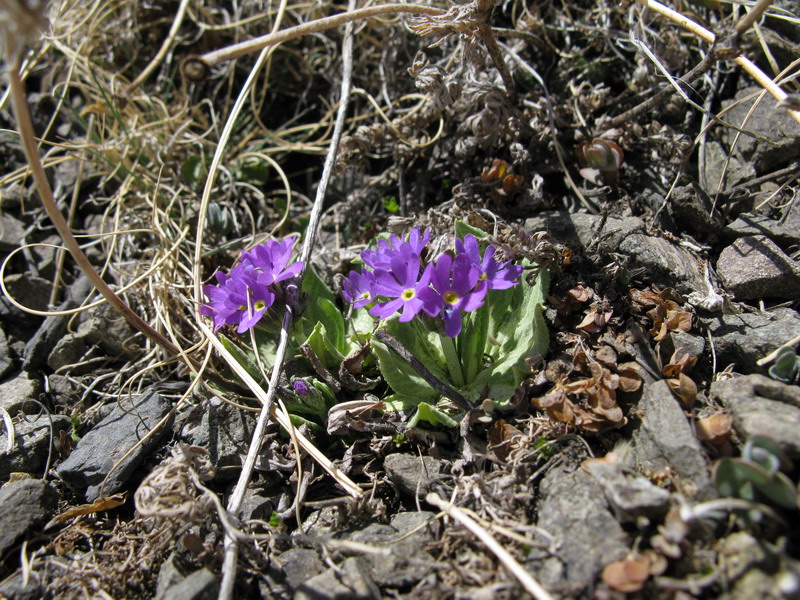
[23,276,92,371]
[617,234,707,295]
[0,479,59,556]
[156,553,189,599]
[717,235,800,300]
[274,548,325,590]
[295,556,380,600]
[529,461,629,589]
[717,531,800,600]
[0,372,43,415]
[724,212,800,247]
[0,212,26,253]
[631,380,714,499]
[0,572,45,600]
[670,184,724,236]
[711,374,800,459]
[699,307,800,373]
[47,333,90,372]
[75,301,136,358]
[524,211,645,252]
[584,460,672,524]
[343,511,437,588]
[0,326,14,379]
[178,397,255,481]
[721,85,800,173]
[160,568,218,600]
[384,453,446,498]
[56,390,173,501]
[0,414,71,480]
[702,140,756,190]
[1,273,51,313]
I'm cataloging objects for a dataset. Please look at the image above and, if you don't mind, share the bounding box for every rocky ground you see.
[1,1,800,599]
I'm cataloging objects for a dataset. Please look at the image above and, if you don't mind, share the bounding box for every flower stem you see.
[439,333,465,389]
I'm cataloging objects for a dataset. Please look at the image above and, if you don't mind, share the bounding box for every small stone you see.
[0,212,26,253]
[721,85,800,173]
[524,211,645,252]
[724,212,800,247]
[1,273,51,313]
[159,568,218,600]
[344,512,437,588]
[699,307,800,373]
[0,414,71,480]
[0,479,59,556]
[295,557,380,600]
[384,453,446,499]
[24,276,92,371]
[617,234,706,295]
[717,235,800,300]
[0,372,43,415]
[56,390,173,501]
[273,548,324,590]
[584,459,672,523]
[711,374,800,459]
[178,397,255,481]
[0,571,45,600]
[529,459,629,589]
[76,301,137,358]
[631,380,714,499]
[0,327,14,379]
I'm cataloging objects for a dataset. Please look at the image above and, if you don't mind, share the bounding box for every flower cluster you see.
[202,236,303,333]
[342,228,522,337]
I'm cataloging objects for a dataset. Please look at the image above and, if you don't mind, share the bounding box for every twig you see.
[734,0,776,38]
[195,4,444,69]
[633,0,800,126]
[372,329,472,411]
[756,334,800,366]
[475,0,516,98]
[213,0,360,596]
[426,492,555,600]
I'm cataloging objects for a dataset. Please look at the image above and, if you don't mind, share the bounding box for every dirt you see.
[1,0,799,599]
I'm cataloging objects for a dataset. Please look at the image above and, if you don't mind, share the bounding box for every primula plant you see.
[202,223,549,429]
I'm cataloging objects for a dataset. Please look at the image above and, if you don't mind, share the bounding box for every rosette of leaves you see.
[714,437,798,510]
[768,347,800,384]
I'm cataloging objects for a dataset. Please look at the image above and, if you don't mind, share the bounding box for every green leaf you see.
[755,472,799,510]
[370,318,445,400]
[183,155,207,189]
[471,267,549,404]
[715,457,769,500]
[305,321,345,370]
[295,267,341,345]
[454,220,488,240]
[769,348,800,383]
[219,335,263,382]
[407,401,459,429]
[383,197,400,213]
[236,160,271,185]
[458,297,490,385]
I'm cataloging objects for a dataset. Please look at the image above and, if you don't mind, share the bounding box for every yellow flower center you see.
[254,300,266,311]
[402,289,415,301]
[444,291,459,305]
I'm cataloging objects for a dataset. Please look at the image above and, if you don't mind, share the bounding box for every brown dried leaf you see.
[695,412,733,445]
[667,373,697,408]
[46,493,127,530]
[602,555,651,592]
[616,361,643,392]
[488,419,524,460]
[595,345,618,365]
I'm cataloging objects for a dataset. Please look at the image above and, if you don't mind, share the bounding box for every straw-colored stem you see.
[198,4,444,67]
[734,0,776,37]
[634,0,800,126]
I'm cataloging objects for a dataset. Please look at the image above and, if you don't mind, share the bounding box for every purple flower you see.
[201,264,275,333]
[369,255,434,322]
[202,237,303,333]
[242,236,303,287]
[455,234,522,290]
[360,227,431,270]
[341,270,375,309]
[420,253,488,337]
[293,380,310,396]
